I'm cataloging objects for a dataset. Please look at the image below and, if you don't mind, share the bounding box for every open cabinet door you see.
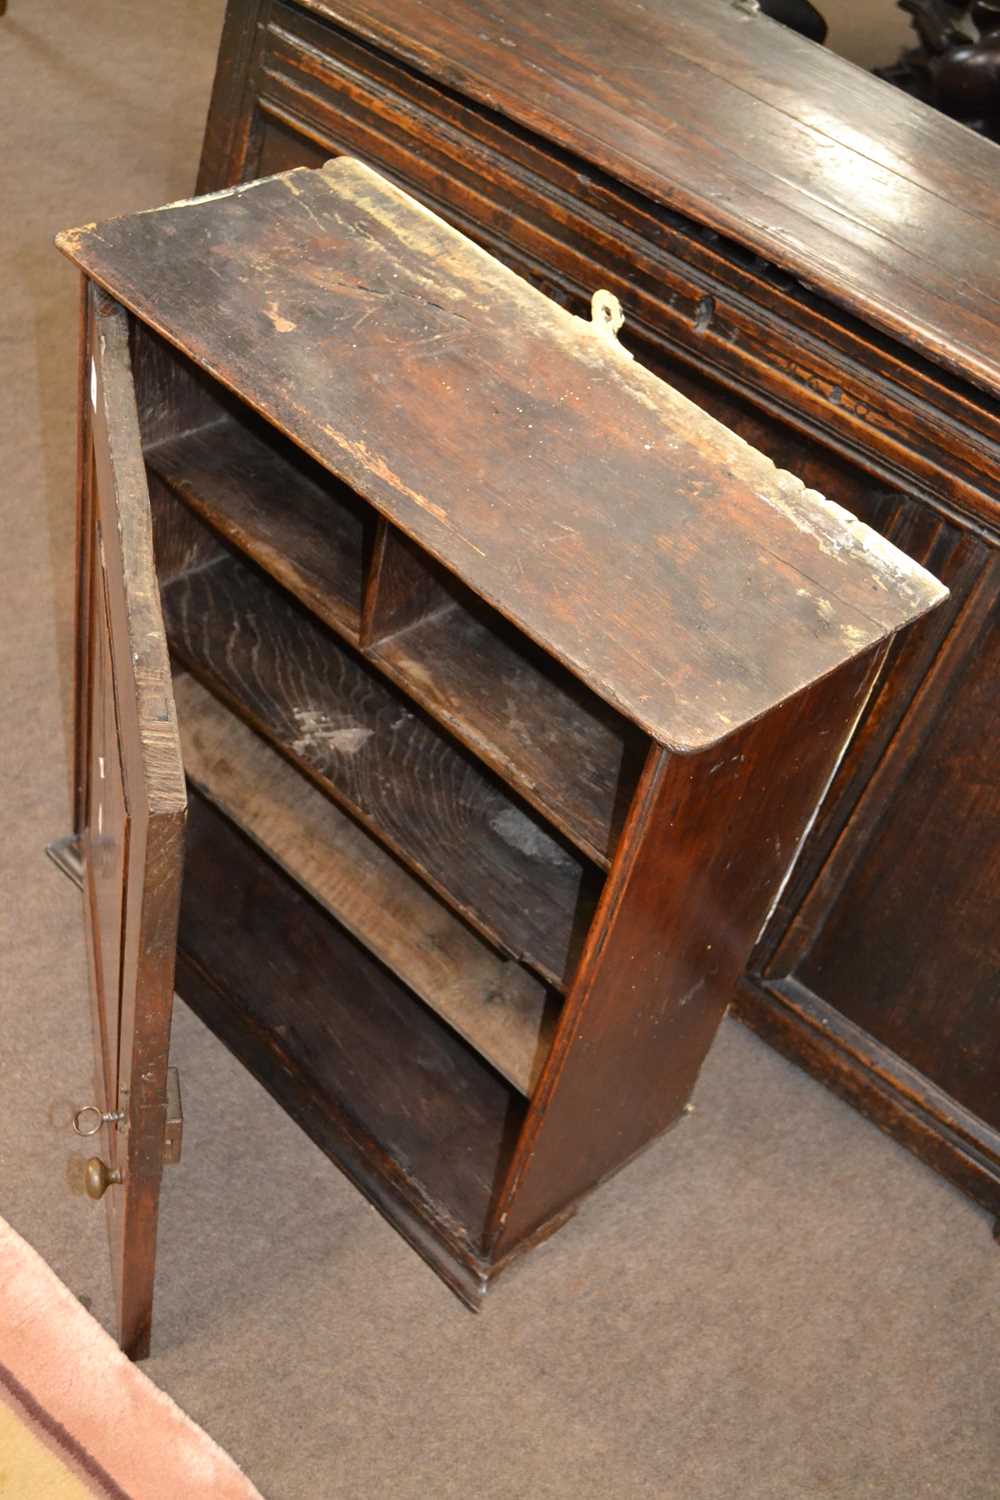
[73,285,187,1359]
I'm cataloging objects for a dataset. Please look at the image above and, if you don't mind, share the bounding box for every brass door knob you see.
[84,1158,122,1201]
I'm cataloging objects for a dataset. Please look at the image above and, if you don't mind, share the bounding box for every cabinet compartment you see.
[135,324,645,868]
[176,671,557,1094]
[135,324,374,641]
[178,788,524,1261]
[363,527,646,866]
[157,496,601,989]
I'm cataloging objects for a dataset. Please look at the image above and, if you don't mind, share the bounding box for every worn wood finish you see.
[161,532,599,988]
[369,568,645,866]
[147,416,371,640]
[82,294,187,1359]
[193,1,1000,1224]
[204,3,1000,531]
[761,551,1000,1126]
[492,644,885,1255]
[175,671,556,1093]
[57,160,944,757]
[56,161,945,1345]
[283,0,1000,399]
[179,789,525,1270]
[150,397,639,861]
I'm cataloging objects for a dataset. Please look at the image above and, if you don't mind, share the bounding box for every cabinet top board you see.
[305,0,1000,404]
[58,158,946,752]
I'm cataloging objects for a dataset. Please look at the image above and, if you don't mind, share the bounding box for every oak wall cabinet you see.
[56,158,942,1356]
[196,0,1000,1228]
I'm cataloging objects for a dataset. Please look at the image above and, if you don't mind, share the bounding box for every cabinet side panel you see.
[491,646,885,1258]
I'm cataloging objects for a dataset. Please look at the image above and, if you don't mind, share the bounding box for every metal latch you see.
[72,1066,183,1162]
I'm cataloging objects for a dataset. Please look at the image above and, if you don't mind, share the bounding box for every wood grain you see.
[161,543,599,987]
[179,789,524,1253]
[146,412,372,640]
[299,0,1000,399]
[191,20,1000,1220]
[147,404,641,862]
[175,671,556,1093]
[57,158,946,754]
[371,591,645,865]
[492,642,887,1256]
[86,294,187,1359]
[360,520,457,647]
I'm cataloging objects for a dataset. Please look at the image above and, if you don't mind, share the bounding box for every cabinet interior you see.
[130,319,653,1256]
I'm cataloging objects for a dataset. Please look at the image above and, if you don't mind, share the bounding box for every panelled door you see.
[76,285,186,1359]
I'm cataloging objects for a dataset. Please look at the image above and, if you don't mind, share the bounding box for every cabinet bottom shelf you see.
[177,788,526,1295]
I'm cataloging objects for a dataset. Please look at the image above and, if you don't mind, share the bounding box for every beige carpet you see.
[1,3,997,1497]
[0,1215,264,1499]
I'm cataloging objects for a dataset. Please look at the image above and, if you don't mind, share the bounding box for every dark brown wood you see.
[492,644,886,1256]
[81,293,187,1359]
[161,530,600,989]
[278,0,1000,398]
[176,671,555,1094]
[149,395,643,862]
[767,554,1000,1128]
[369,585,645,865]
[178,789,524,1276]
[56,159,944,1350]
[147,415,372,641]
[360,522,456,648]
[57,160,943,758]
[193,0,1000,1226]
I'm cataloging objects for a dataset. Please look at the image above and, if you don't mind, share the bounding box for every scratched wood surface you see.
[305,0,1000,400]
[179,790,522,1249]
[175,671,556,1093]
[57,158,946,754]
[85,294,187,1359]
[161,542,599,987]
[147,408,634,862]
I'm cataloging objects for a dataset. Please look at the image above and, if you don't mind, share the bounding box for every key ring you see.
[72,1105,123,1137]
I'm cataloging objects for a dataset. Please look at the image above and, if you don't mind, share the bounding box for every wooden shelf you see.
[146,414,372,643]
[371,595,645,865]
[175,672,557,1094]
[147,417,643,866]
[162,548,599,989]
[178,788,524,1255]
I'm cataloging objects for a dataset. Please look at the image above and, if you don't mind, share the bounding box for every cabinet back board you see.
[57,158,945,757]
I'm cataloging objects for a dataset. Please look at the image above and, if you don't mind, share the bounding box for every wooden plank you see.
[86,293,187,1359]
[371,595,645,865]
[56,158,946,754]
[491,642,887,1257]
[146,413,370,641]
[179,789,523,1253]
[303,0,1000,401]
[161,544,599,988]
[174,672,556,1093]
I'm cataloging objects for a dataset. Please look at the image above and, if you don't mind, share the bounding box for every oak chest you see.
[55,158,944,1356]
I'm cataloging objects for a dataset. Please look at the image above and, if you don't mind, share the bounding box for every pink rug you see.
[0,1216,265,1499]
